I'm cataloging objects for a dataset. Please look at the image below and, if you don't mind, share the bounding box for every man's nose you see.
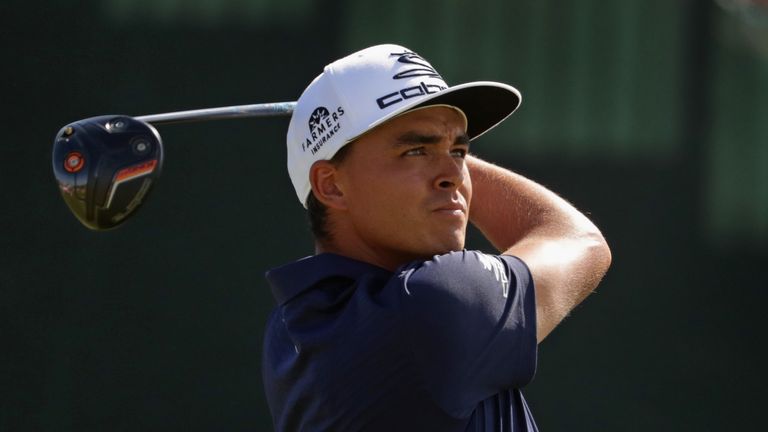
[433,154,465,191]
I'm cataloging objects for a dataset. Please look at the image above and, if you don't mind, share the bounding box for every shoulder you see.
[398,250,531,306]
[393,251,538,411]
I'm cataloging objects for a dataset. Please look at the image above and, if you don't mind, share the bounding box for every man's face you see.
[333,106,472,266]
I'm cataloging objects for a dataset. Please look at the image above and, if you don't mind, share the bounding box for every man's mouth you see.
[432,202,467,216]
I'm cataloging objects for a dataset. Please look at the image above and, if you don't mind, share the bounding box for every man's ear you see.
[309,160,347,210]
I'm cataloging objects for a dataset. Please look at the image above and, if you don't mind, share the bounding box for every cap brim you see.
[361,81,521,142]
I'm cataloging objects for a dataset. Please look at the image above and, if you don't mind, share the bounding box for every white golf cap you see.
[286,43,521,207]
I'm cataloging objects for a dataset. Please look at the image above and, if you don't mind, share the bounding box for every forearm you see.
[467,155,612,342]
[467,155,599,248]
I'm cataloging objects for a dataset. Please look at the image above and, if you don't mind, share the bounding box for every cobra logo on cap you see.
[390,50,443,80]
[374,50,448,109]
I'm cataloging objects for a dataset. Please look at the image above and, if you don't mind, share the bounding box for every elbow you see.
[584,228,612,284]
[597,235,612,277]
[569,208,612,274]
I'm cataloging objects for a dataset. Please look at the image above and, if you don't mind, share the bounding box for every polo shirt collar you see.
[265,253,392,305]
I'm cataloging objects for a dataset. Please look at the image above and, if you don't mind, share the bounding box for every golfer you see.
[262,44,612,432]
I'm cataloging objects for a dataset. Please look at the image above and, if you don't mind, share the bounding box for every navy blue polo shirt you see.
[262,251,538,431]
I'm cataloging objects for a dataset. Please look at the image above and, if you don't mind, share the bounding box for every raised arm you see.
[467,156,612,343]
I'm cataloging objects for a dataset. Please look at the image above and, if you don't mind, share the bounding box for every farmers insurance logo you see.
[376,50,447,109]
[303,106,345,155]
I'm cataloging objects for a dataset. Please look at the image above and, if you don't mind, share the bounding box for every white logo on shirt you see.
[477,254,510,298]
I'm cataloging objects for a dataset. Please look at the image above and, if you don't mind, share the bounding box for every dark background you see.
[2,0,767,430]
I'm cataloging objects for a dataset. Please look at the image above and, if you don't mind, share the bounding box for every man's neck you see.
[314,238,421,272]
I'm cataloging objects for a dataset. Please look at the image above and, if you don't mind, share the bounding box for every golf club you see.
[52,101,297,231]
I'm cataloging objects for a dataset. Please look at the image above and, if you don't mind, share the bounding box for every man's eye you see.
[451,148,468,158]
[403,147,426,156]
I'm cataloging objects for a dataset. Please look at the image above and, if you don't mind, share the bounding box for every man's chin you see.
[424,235,466,257]
[390,230,466,263]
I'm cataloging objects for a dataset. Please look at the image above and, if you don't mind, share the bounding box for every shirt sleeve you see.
[397,250,537,417]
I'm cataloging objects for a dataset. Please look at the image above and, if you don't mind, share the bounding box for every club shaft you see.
[136,101,297,125]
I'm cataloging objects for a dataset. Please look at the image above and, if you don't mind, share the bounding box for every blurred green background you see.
[2,0,767,430]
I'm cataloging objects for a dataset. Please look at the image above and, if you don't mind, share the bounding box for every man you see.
[262,44,611,431]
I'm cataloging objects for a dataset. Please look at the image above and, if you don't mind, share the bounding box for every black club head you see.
[52,115,164,230]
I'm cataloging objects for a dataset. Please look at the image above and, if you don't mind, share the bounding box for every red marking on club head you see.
[64,152,85,173]
[114,159,158,182]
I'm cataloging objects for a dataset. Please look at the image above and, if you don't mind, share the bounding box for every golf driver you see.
[52,102,297,231]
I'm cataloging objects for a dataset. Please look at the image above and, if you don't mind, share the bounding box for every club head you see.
[52,115,164,230]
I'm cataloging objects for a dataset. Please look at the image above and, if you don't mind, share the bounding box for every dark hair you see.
[306,142,354,241]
